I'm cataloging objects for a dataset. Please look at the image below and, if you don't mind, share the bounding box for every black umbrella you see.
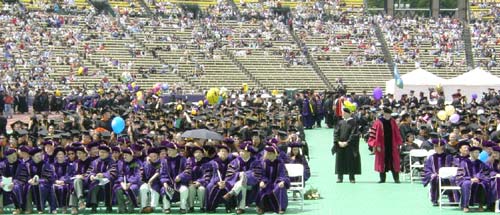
[181,129,223,140]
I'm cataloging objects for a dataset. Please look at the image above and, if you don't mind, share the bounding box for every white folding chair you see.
[427,149,436,157]
[285,163,304,211]
[438,167,461,209]
[409,149,428,183]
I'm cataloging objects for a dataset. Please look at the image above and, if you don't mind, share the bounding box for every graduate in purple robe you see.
[422,138,455,206]
[43,140,56,164]
[24,147,57,214]
[52,147,75,213]
[204,145,234,213]
[186,146,210,213]
[223,141,261,214]
[85,144,117,213]
[140,147,162,213]
[114,148,141,213]
[255,145,290,214]
[69,146,92,215]
[159,142,190,214]
[301,96,314,129]
[488,146,500,209]
[0,149,27,214]
[285,142,311,185]
[456,146,490,212]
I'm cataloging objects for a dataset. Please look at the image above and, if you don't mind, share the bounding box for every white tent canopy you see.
[385,68,446,99]
[442,67,500,101]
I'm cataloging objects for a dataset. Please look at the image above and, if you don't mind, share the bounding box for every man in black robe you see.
[333,106,361,183]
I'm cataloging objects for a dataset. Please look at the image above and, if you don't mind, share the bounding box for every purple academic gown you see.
[70,158,92,195]
[113,159,142,207]
[204,157,232,211]
[488,160,500,205]
[302,98,314,129]
[85,157,117,207]
[140,160,162,194]
[0,159,26,209]
[185,157,209,186]
[24,160,57,212]
[226,156,261,206]
[255,158,290,213]
[456,158,490,208]
[53,161,75,208]
[422,152,456,204]
[159,156,190,203]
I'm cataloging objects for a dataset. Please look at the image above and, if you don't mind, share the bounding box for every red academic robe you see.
[368,118,403,173]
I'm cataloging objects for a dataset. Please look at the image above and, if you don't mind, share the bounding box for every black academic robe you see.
[333,117,361,175]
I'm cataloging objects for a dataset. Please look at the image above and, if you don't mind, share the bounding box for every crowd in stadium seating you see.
[379,16,465,70]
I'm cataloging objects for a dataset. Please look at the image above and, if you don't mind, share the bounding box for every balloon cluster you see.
[127,82,140,92]
[437,105,460,124]
[77,66,88,76]
[151,83,169,95]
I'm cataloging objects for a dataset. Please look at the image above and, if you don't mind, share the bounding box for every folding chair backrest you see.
[438,167,458,179]
[428,149,436,155]
[285,163,304,178]
[409,149,429,158]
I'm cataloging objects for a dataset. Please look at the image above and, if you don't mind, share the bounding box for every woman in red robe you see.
[368,107,403,183]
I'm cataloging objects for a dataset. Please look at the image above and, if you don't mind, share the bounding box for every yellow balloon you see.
[444,105,455,116]
[198,100,204,106]
[343,101,356,112]
[271,89,279,96]
[436,83,443,92]
[242,83,248,93]
[136,91,143,98]
[437,110,447,121]
[131,82,136,88]
[55,89,61,97]
[191,109,197,115]
[77,67,84,76]
[176,104,183,111]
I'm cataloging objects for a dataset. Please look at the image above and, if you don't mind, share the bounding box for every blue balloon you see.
[479,151,489,163]
[161,83,169,91]
[111,117,125,134]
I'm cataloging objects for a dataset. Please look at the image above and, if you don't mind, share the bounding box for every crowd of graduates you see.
[0,88,317,215]
[355,88,500,213]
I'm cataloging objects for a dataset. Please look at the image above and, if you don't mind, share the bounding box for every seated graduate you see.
[86,144,117,213]
[456,145,490,212]
[223,141,261,214]
[204,145,233,213]
[400,133,419,174]
[0,149,26,215]
[185,146,210,213]
[488,146,500,209]
[24,147,57,214]
[160,141,190,214]
[68,145,92,215]
[52,147,75,214]
[139,147,162,213]
[114,147,141,213]
[285,142,311,185]
[422,138,455,206]
[255,145,290,214]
